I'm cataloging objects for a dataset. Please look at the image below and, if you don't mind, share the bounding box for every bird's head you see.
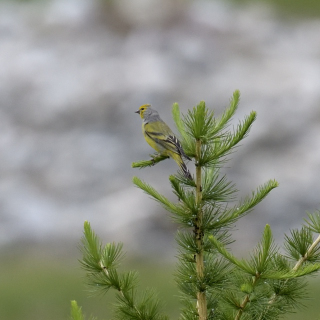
[135,104,152,119]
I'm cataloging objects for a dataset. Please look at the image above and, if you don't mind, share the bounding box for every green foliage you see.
[71,91,320,320]
[70,300,84,320]
[201,169,237,203]
[78,221,168,320]
[304,210,320,233]
[284,227,315,261]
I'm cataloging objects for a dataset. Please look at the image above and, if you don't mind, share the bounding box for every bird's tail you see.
[179,161,193,180]
[172,153,192,180]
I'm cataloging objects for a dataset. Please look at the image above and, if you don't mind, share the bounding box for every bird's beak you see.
[135,110,140,114]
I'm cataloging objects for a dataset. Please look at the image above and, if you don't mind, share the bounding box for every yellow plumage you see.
[135,104,192,179]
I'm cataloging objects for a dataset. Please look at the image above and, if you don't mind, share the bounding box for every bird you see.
[135,104,192,180]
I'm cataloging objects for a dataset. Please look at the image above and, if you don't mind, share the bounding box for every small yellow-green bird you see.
[135,104,192,180]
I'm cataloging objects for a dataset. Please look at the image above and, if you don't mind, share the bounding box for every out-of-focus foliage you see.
[0,246,179,320]
[231,0,320,18]
[1,246,320,320]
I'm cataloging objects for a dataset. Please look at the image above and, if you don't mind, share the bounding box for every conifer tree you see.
[70,91,320,320]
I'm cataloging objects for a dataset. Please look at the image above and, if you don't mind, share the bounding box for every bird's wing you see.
[145,122,190,159]
[166,135,191,160]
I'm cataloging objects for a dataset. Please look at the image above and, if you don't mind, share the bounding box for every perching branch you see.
[132,154,169,169]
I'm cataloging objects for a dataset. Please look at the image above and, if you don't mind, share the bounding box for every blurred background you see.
[1,0,320,319]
